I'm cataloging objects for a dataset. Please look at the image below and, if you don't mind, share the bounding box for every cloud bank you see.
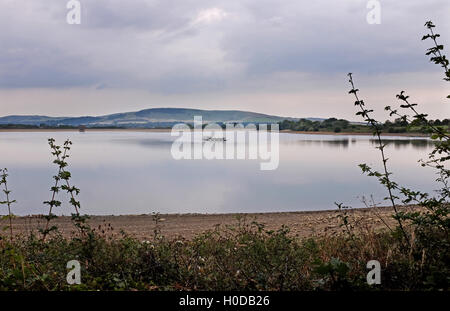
[0,0,449,119]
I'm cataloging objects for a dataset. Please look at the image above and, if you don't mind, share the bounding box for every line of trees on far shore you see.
[278,117,450,134]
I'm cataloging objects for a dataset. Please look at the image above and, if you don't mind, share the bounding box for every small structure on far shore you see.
[78,125,86,132]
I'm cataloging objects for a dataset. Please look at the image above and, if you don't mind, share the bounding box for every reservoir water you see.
[0,131,437,215]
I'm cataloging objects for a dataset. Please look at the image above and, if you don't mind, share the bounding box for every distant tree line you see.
[0,124,41,129]
[0,124,124,129]
[1,118,448,133]
[278,117,450,134]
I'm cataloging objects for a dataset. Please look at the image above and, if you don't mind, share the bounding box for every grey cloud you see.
[85,0,195,31]
[221,0,450,75]
[0,0,449,92]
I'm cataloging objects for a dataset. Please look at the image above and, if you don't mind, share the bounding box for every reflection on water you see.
[371,139,435,149]
[0,131,437,215]
[284,136,433,150]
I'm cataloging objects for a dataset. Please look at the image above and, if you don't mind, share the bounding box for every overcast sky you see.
[0,0,449,120]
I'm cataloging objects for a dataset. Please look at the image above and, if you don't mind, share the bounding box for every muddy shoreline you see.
[2,206,420,240]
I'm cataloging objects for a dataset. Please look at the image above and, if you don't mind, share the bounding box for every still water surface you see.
[0,131,437,215]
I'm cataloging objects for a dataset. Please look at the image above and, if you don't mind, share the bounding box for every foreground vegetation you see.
[0,22,449,291]
[0,216,447,291]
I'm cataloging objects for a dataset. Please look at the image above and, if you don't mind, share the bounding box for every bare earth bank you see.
[2,206,420,240]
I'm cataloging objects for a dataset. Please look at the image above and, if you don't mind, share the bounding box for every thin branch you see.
[348,73,410,246]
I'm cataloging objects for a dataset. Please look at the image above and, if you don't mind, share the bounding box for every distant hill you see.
[0,108,317,128]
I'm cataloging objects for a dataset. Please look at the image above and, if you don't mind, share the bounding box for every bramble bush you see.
[344,20,449,289]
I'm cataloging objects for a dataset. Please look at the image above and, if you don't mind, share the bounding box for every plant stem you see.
[429,26,450,73]
[348,74,410,246]
[1,169,14,242]
[4,181,13,242]
[43,146,68,240]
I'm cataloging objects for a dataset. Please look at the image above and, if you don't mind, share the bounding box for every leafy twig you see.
[0,168,16,241]
[347,73,410,246]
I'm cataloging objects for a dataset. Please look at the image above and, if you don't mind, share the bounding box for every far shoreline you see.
[0,127,429,137]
